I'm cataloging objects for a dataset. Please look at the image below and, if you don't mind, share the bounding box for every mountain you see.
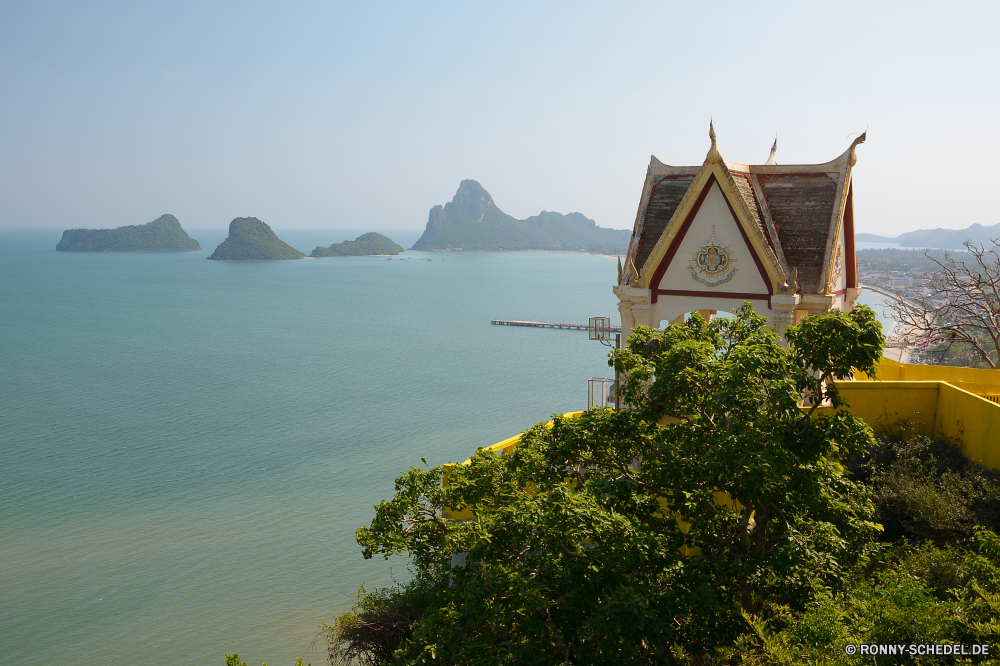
[56,214,200,252]
[311,232,404,257]
[208,217,306,261]
[856,222,1000,248]
[410,180,630,253]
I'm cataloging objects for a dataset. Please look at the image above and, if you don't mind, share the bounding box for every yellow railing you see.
[827,357,1000,471]
[858,357,1000,396]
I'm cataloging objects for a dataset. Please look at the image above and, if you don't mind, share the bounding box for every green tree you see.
[350,303,886,665]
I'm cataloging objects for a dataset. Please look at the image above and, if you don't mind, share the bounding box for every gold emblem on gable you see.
[689,227,738,287]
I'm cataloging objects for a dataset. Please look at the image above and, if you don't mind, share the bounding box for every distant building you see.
[890,276,914,288]
[615,124,865,339]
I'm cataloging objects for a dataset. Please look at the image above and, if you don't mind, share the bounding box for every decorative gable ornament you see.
[689,226,737,287]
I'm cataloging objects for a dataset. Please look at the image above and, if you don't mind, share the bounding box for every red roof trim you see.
[647,174,717,304]
[656,288,771,308]
[647,173,774,304]
[844,181,856,289]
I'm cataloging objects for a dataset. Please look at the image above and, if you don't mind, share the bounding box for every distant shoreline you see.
[425,248,621,258]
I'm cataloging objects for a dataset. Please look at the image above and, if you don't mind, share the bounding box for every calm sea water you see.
[0,228,622,666]
[0,228,899,666]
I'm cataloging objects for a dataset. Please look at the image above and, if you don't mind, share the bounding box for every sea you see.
[0,228,898,665]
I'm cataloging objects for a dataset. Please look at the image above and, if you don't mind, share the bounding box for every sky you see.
[1,1,997,236]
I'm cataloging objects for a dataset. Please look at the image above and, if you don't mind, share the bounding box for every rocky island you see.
[208,217,305,261]
[411,180,629,253]
[311,232,404,257]
[56,214,201,252]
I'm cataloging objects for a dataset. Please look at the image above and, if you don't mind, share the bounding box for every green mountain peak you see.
[208,217,306,261]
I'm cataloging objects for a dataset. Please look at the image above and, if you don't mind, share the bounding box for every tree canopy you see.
[346,304,891,664]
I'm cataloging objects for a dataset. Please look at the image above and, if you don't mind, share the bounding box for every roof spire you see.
[765,137,778,165]
[849,131,866,167]
[706,120,721,164]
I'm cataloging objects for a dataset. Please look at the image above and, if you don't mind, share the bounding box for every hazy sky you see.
[2,2,997,235]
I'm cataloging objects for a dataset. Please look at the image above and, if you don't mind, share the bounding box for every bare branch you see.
[883,243,1000,368]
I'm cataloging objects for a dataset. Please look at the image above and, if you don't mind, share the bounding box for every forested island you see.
[208,217,305,261]
[411,180,629,253]
[56,214,200,252]
[311,232,404,257]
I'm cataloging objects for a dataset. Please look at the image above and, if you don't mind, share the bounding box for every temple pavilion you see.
[615,124,866,340]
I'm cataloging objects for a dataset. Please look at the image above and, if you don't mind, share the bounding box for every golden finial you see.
[849,131,866,167]
[765,137,778,165]
[625,255,639,285]
[617,256,623,284]
[706,120,721,164]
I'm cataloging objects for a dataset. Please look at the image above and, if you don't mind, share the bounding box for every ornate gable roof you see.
[623,126,865,296]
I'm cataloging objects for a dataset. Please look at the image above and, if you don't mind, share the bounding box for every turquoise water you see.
[853,289,900,336]
[0,228,621,665]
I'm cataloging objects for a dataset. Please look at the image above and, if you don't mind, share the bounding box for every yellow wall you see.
[829,381,940,436]
[935,383,1000,470]
[860,358,1000,398]
[831,374,1000,471]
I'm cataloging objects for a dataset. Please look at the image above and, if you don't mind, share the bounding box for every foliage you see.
[887,240,1000,367]
[209,217,306,261]
[853,429,1000,545]
[322,572,444,665]
[736,531,1000,665]
[410,180,629,253]
[56,214,201,252]
[737,427,1000,665]
[346,303,886,664]
[311,232,405,257]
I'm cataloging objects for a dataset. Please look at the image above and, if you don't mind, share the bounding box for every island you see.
[311,232,404,257]
[56,214,201,252]
[208,217,306,261]
[410,180,630,253]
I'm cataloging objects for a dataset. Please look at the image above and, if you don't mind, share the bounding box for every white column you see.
[770,294,801,336]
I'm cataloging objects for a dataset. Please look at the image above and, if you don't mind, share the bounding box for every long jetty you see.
[491,319,622,332]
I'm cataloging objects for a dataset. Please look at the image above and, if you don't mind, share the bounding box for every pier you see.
[491,319,622,332]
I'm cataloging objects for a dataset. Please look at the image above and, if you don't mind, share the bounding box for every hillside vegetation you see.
[411,180,629,253]
[857,221,1000,248]
[857,248,975,274]
[56,214,200,252]
[311,232,404,257]
[208,218,305,261]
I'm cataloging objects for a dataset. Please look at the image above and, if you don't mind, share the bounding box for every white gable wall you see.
[649,183,772,326]
[655,184,770,295]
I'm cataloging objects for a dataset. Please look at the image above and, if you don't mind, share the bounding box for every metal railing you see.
[588,377,616,409]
